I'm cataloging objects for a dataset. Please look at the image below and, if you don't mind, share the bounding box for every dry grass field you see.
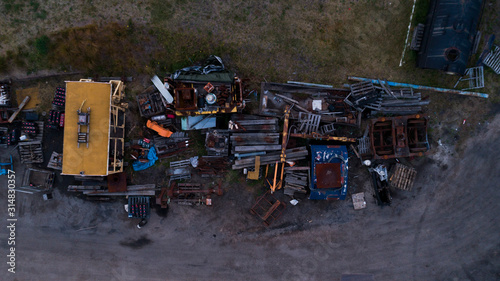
[0,0,499,150]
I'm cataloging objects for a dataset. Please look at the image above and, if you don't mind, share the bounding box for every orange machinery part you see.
[146,120,173,138]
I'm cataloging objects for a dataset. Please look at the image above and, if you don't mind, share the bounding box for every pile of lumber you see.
[229,114,278,132]
[136,90,167,118]
[284,166,309,196]
[230,132,281,155]
[69,184,156,196]
[232,147,308,170]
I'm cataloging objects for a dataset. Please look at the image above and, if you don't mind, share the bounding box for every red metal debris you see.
[250,191,286,226]
[370,114,429,159]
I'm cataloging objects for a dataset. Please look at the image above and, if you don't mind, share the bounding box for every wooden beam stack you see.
[284,166,309,196]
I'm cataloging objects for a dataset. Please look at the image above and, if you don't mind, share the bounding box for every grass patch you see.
[3,0,24,14]
[224,169,242,185]
[413,0,431,25]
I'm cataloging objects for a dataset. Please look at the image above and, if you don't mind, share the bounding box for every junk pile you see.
[163,55,245,117]
[196,156,230,177]
[18,168,54,194]
[260,82,359,138]
[159,181,223,206]
[137,89,167,118]
[369,164,392,206]
[153,132,190,158]
[205,130,229,156]
[344,80,429,115]
[0,80,11,107]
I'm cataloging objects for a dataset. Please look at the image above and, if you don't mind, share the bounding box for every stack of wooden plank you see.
[230,132,281,155]
[69,184,156,196]
[167,159,192,181]
[284,166,309,196]
[232,147,308,170]
[229,114,278,132]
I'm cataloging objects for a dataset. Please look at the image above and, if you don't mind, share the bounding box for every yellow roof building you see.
[62,80,125,176]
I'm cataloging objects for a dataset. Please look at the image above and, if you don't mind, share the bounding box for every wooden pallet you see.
[18,141,43,164]
[389,163,417,191]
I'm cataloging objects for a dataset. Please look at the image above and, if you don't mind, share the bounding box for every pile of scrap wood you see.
[229,115,282,156]
[229,114,279,132]
[283,166,309,196]
[47,151,62,170]
[345,80,429,115]
[232,147,308,170]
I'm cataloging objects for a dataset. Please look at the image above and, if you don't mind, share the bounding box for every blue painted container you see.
[310,145,348,200]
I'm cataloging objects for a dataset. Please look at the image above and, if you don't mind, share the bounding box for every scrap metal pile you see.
[345,80,429,115]
[2,54,473,227]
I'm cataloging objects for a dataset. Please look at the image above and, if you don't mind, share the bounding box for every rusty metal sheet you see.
[108,172,127,192]
[315,163,342,189]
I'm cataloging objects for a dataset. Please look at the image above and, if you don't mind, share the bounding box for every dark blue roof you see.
[417,0,483,75]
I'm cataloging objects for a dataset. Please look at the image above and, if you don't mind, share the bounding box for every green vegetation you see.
[3,0,24,13]
[413,0,431,25]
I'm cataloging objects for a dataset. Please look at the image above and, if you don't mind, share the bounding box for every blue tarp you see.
[132,145,158,171]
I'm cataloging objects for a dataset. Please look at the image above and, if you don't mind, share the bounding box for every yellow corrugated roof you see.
[62,81,111,176]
